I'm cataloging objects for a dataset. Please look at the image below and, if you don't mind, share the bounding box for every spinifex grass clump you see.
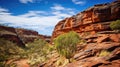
[25,39,50,66]
[0,38,24,67]
[99,50,111,57]
[110,20,120,32]
[54,31,80,63]
[0,38,52,67]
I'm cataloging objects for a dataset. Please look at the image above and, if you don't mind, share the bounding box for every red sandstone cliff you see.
[0,25,51,47]
[52,1,120,40]
[40,1,120,67]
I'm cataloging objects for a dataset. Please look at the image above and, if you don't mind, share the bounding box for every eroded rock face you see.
[65,42,120,67]
[0,25,25,47]
[0,25,51,47]
[41,41,120,67]
[52,1,120,40]
[43,1,120,67]
[15,28,40,44]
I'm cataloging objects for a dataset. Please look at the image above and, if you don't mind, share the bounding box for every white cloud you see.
[19,11,47,17]
[0,5,76,35]
[72,0,86,5]
[19,0,33,4]
[0,7,11,15]
[19,0,43,4]
[0,7,8,12]
[51,4,65,11]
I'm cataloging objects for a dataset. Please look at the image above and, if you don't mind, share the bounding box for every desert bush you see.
[110,20,120,32]
[54,31,80,63]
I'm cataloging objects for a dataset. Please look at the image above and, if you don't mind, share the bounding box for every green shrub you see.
[54,31,80,63]
[110,20,120,31]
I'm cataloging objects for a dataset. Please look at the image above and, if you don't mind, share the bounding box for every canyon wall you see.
[41,1,120,67]
[52,1,120,40]
[0,25,51,47]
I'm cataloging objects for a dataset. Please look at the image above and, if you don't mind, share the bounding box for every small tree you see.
[110,20,120,32]
[54,31,80,63]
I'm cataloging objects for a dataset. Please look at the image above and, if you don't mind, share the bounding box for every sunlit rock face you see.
[40,1,120,67]
[52,1,120,40]
[0,25,51,47]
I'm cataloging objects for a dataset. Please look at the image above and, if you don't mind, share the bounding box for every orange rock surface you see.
[41,1,120,67]
[52,1,120,40]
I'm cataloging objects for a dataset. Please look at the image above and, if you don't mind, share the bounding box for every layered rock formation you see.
[52,1,120,39]
[0,25,51,47]
[65,33,120,67]
[40,33,120,67]
[41,1,120,67]
[0,25,25,47]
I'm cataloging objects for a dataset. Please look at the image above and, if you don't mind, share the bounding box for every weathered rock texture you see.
[52,1,120,39]
[41,33,120,67]
[0,25,51,47]
[42,1,120,67]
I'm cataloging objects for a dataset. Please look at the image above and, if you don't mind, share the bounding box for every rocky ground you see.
[66,33,120,67]
[40,32,120,67]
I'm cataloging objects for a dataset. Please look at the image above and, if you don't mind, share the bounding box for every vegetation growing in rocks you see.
[99,50,111,57]
[0,38,24,67]
[56,57,69,66]
[0,38,53,67]
[25,39,50,66]
[54,31,80,63]
[110,20,120,32]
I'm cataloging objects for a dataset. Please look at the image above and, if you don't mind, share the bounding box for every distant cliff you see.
[52,1,120,40]
[0,25,51,47]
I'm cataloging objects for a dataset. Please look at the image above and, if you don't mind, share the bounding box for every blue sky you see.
[0,0,113,35]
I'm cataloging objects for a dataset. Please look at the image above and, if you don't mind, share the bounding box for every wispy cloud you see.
[72,0,86,5]
[0,7,8,12]
[19,11,47,17]
[51,4,65,11]
[0,7,11,15]
[19,0,34,4]
[0,5,77,35]
[19,0,43,4]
